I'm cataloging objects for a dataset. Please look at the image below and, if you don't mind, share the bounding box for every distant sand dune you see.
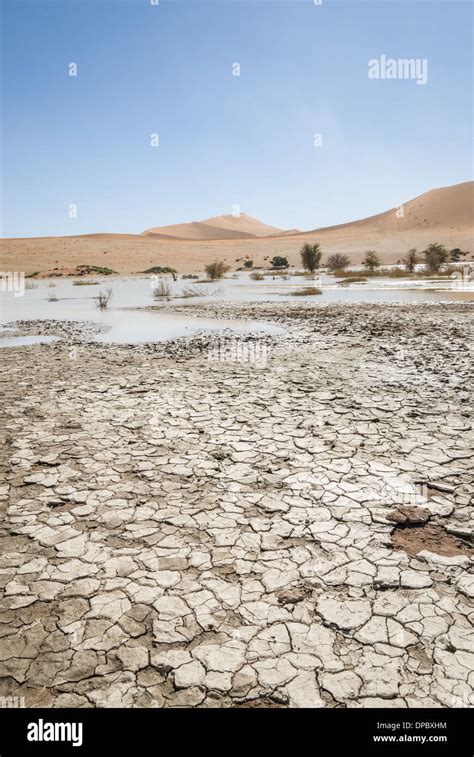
[144,224,258,241]
[142,212,286,240]
[1,182,472,275]
[306,181,474,235]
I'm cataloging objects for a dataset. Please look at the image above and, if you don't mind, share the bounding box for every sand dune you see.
[142,182,473,241]
[1,182,472,275]
[143,224,258,241]
[142,212,285,240]
[308,181,474,235]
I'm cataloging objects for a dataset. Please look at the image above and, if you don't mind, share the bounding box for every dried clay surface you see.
[0,302,472,709]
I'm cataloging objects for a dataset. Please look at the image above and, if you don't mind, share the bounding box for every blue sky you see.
[1,0,472,237]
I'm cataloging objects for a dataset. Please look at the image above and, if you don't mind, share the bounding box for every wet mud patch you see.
[234,698,286,708]
[392,522,473,557]
[387,505,432,525]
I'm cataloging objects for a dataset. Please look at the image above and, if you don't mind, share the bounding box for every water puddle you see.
[0,334,60,348]
[0,272,471,347]
[91,309,282,344]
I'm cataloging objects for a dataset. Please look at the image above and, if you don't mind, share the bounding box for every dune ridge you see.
[142,212,286,240]
[1,182,472,275]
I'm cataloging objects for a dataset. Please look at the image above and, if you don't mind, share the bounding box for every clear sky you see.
[1,0,472,237]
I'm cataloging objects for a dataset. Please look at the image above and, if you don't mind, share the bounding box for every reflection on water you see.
[92,310,282,344]
[0,272,471,346]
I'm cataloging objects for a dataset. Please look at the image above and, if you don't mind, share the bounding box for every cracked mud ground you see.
[0,303,472,708]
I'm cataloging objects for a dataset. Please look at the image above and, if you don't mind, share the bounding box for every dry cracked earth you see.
[0,302,473,709]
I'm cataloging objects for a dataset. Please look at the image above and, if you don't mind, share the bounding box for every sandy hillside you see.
[142,212,286,240]
[307,181,474,234]
[1,182,472,276]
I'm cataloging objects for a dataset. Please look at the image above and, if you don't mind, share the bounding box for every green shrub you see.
[143,266,177,281]
[362,251,381,271]
[300,243,322,273]
[423,243,449,273]
[205,261,230,280]
[270,256,289,268]
[327,254,350,271]
[77,265,117,275]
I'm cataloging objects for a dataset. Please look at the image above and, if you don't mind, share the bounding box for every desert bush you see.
[270,256,289,268]
[362,250,381,271]
[449,248,469,262]
[300,243,322,273]
[244,260,253,268]
[180,285,204,298]
[95,288,113,309]
[152,280,172,299]
[77,265,117,276]
[47,292,58,302]
[423,243,449,273]
[73,279,99,286]
[290,287,322,296]
[181,274,199,280]
[180,284,222,298]
[389,267,410,277]
[327,254,350,271]
[47,282,56,288]
[337,276,367,285]
[25,281,38,290]
[402,248,418,273]
[335,269,383,278]
[250,272,264,281]
[143,266,177,280]
[205,261,230,280]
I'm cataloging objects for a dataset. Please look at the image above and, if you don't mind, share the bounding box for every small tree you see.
[449,248,469,262]
[143,266,177,281]
[326,253,350,272]
[362,250,380,272]
[423,243,448,273]
[205,261,230,281]
[270,256,289,268]
[300,243,322,273]
[403,248,418,273]
[244,260,253,269]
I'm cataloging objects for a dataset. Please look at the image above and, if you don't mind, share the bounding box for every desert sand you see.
[1,182,472,276]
